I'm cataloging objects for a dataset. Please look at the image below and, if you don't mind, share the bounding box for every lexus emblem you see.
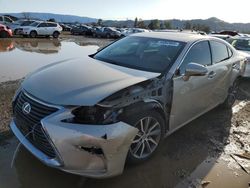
[22,102,31,114]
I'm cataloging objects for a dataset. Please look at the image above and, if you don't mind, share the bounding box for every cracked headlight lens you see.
[70,106,123,125]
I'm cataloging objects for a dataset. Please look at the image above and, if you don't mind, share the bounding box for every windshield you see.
[94,36,186,73]
[30,22,40,27]
[231,38,250,51]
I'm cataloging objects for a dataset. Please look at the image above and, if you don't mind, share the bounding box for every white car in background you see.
[229,37,250,77]
[0,15,14,26]
[21,21,62,38]
[121,28,150,37]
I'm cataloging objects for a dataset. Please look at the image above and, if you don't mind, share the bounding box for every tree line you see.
[133,17,210,33]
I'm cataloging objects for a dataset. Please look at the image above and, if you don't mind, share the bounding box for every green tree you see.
[134,17,138,28]
[148,19,160,30]
[137,18,146,28]
[184,21,192,29]
[192,24,210,33]
[164,21,172,29]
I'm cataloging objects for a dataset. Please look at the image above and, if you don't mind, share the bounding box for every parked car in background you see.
[0,24,13,38]
[209,34,232,41]
[71,25,92,35]
[60,24,72,32]
[0,15,14,26]
[21,21,62,38]
[121,28,150,37]
[11,32,245,178]
[212,30,239,37]
[229,37,250,77]
[93,27,121,38]
[12,20,36,35]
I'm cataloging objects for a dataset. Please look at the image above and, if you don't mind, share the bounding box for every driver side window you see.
[179,41,212,75]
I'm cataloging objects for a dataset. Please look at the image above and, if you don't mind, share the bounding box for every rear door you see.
[37,23,48,35]
[208,40,234,104]
[170,40,233,131]
[47,23,57,34]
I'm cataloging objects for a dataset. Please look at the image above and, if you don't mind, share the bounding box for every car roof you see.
[132,32,211,43]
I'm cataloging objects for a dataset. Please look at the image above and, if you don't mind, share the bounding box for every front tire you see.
[126,111,165,164]
[29,31,37,38]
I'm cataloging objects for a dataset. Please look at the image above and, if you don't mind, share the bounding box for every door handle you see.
[232,63,238,69]
[208,71,216,79]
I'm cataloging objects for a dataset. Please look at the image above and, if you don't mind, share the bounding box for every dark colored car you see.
[93,27,121,38]
[212,31,239,37]
[71,25,92,35]
[60,24,72,32]
[0,24,12,38]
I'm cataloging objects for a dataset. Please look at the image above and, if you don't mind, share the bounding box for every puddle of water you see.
[175,158,250,188]
[0,39,99,83]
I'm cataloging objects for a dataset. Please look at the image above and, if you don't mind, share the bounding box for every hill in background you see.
[2,12,250,32]
[1,12,97,23]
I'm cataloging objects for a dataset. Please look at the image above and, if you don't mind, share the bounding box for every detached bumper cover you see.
[10,108,138,178]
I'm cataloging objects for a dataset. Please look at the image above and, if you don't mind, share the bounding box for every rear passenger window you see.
[38,23,47,27]
[210,41,229,63]
[179,41,211,74]
[47,23,57,27]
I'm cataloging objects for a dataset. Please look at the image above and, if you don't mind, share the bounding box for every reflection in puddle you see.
[14,40,61,54]
[0,40,15,52]
[0,39,99,82]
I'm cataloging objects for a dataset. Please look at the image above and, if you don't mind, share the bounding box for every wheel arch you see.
[119,100,169,133]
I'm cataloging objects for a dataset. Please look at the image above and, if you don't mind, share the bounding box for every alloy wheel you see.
[130,117,161,159]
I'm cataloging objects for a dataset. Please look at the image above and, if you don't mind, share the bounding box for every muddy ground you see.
[0,35,249,188]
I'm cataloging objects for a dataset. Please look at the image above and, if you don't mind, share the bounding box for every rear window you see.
[94,36,186,73]
[210,41,229,63]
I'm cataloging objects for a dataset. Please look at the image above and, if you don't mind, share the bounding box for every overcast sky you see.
[1,0,250,23]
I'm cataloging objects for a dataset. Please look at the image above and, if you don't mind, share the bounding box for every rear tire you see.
[106,33,111,38]
[221,78,240,109]
[52,31,59,38]
[30,31,37,38]
[126,110,165,164]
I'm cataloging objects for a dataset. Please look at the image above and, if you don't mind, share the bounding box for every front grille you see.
[13,91,59,158]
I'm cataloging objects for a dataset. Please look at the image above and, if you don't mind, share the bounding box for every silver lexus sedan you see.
[11,32,246,178]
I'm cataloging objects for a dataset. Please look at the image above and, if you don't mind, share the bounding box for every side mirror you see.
[183,63,208,80]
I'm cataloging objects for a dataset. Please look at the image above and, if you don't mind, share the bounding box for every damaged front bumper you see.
[10,108,138,178]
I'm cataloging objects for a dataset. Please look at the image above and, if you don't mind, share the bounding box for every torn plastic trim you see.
[98,76,166,109]
[40,108,139,178]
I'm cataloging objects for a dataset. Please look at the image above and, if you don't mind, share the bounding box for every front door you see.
[169,41,215,131]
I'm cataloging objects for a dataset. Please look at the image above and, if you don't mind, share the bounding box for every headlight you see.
[70,106,123,125]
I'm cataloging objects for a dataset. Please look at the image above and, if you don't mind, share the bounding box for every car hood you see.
[22,57,160,106]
